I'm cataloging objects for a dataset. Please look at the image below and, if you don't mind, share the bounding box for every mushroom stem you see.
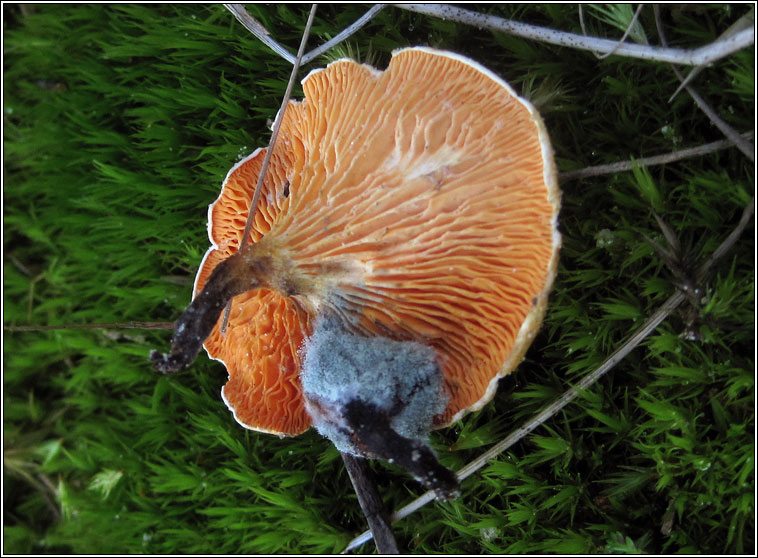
[150,245,276,374]
[343,399,461,500]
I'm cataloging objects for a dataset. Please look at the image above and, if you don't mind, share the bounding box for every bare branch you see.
[225,4,386,66]
[559,131,755,182]
[671,80,754,162]
[224,4,296,64]
[654,6,755,162]
[695,199,755,284]
[220,4,318,334]
[670,75,754,160]
[668,7,755,102]
[394,4,754,65]
[302,5,386,64]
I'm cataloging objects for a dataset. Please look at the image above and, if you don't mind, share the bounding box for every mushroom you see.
[151,46,561,498]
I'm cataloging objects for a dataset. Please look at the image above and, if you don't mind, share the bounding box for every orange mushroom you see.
[151,47,560,497]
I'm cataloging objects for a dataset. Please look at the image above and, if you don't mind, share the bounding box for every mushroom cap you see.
[195,46,560,437]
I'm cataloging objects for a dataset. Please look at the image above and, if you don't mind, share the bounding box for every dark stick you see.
[341,453,400,554]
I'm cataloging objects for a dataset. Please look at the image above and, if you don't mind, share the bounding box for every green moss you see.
[4,4,753,554]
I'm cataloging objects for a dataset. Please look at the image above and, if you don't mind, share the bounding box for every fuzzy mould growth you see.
[300,317,448,455]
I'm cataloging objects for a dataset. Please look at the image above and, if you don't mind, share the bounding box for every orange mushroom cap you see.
[193,46,560,438]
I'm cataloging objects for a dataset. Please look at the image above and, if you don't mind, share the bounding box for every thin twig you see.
[341,453,400,554]
[668,7,755,102]
[37,473,62,521]
[4,321,175,332]
[559,131,755,182]
[669,67,706,104]
[343,197,754,553]
[225,4,386,66]
[224,4,296,64]
[301,4,386,64]
[8,253,34,277]
[654,6,755,162]
[220,4,318,334]
[394,4,754,65]
[694,199,755,284]
[237,6,317,250]
[669,74,754,161]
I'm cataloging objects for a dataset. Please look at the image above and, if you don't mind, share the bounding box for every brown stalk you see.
[341,453,400,554]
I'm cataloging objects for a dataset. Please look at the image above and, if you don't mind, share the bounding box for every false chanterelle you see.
[151,46,561,499]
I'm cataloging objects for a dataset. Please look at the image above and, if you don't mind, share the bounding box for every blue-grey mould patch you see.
[300,316,447,455]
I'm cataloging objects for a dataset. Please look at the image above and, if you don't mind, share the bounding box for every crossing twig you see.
[653,5,755,162]
[395,3,754,65]
[220,4,318,334]
[559,131,755,183]
[224,4,296,63]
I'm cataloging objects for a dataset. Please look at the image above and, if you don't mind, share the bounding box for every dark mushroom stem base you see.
[342,399,460,500]
[151,247,461,499]
[150,243,277,374]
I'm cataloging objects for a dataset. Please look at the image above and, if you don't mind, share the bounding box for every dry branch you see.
[395,3,754,65]
[559,131,755,182]
[665,83,753,161]
[301,4,386,64]
[225,4,386,65]
[694,199,755,284]
[224,4,296,64]
[653,6,755,162]
[668,7,755,102]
